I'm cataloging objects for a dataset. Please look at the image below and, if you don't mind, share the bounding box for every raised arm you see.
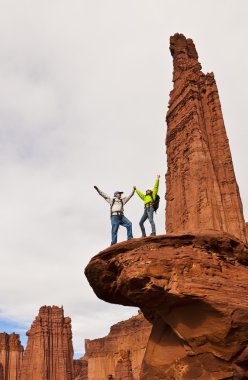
[152,175,160,198]
[136,188,145,200]
[94,186,112,204]
[123,187,136,205]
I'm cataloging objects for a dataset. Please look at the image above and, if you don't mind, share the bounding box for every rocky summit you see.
[85,33,248,380]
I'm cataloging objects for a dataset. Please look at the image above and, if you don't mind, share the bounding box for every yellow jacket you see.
[136,178,159,207]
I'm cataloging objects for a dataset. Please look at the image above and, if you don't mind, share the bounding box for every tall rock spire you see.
[166,33,247,242]
[0,333,23,380]
[20,306,73,380]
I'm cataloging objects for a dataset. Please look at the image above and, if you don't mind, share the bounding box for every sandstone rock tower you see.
[0,333,23,380]
[20,306,73,380]
[166,33,246,242]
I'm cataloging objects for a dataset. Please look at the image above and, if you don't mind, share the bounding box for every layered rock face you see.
[85,233,248,379]
[166,33,247,243]
[0,333,23,380]
[20,306,74,380]
[83,313,151,380]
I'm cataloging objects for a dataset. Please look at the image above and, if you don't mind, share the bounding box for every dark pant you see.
[111,215,133,245]
[139,206,156,237]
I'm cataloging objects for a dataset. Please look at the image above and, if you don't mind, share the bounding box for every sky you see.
[0,0,247,357]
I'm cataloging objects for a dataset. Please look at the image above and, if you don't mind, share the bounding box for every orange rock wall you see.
[20,306,74,380]
[0,333,23,380]
[166,33,246,242]
[114,350,134,380]
[73,358,88,380]
[84,313,151,380]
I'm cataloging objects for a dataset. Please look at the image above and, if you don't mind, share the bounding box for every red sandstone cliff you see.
[0,333,23,380]
[166,33,247,242]
[81,312,151,380]
[20,306,74,380]
[85,233,248,379]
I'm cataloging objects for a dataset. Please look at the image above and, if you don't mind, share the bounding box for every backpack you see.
[152,194,160,213]
[111,198,123,208]
[111,198,124,216]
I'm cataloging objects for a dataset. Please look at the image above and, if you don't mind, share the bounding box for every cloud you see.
[0,0,247,354]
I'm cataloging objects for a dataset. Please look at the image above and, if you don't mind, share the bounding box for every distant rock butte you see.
[166,33,247,243]
[79,312,151,380]
[20,306,74,380]
[0,333,23,380]
[85,233,248,379]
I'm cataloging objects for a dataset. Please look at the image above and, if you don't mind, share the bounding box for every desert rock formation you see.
[85,32,248,380]
[81,312,151,380]
[85,233,248,379]
[1,308,150,380]
[20,306,74,380]
[0,333,23,380]
[166,33,247,242]
[2,33,248,380]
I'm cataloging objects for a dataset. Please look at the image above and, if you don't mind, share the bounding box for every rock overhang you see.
[85,231,248,309]
[85,231,248,370]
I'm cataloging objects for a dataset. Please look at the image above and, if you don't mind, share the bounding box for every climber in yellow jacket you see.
[136,175,160,237]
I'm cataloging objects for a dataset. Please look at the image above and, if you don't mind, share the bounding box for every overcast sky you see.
[0,0,247,357]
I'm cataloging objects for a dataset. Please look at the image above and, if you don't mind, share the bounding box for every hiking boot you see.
[150,232,156,236]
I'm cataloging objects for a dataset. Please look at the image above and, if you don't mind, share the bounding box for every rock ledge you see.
[85,232,248,379]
